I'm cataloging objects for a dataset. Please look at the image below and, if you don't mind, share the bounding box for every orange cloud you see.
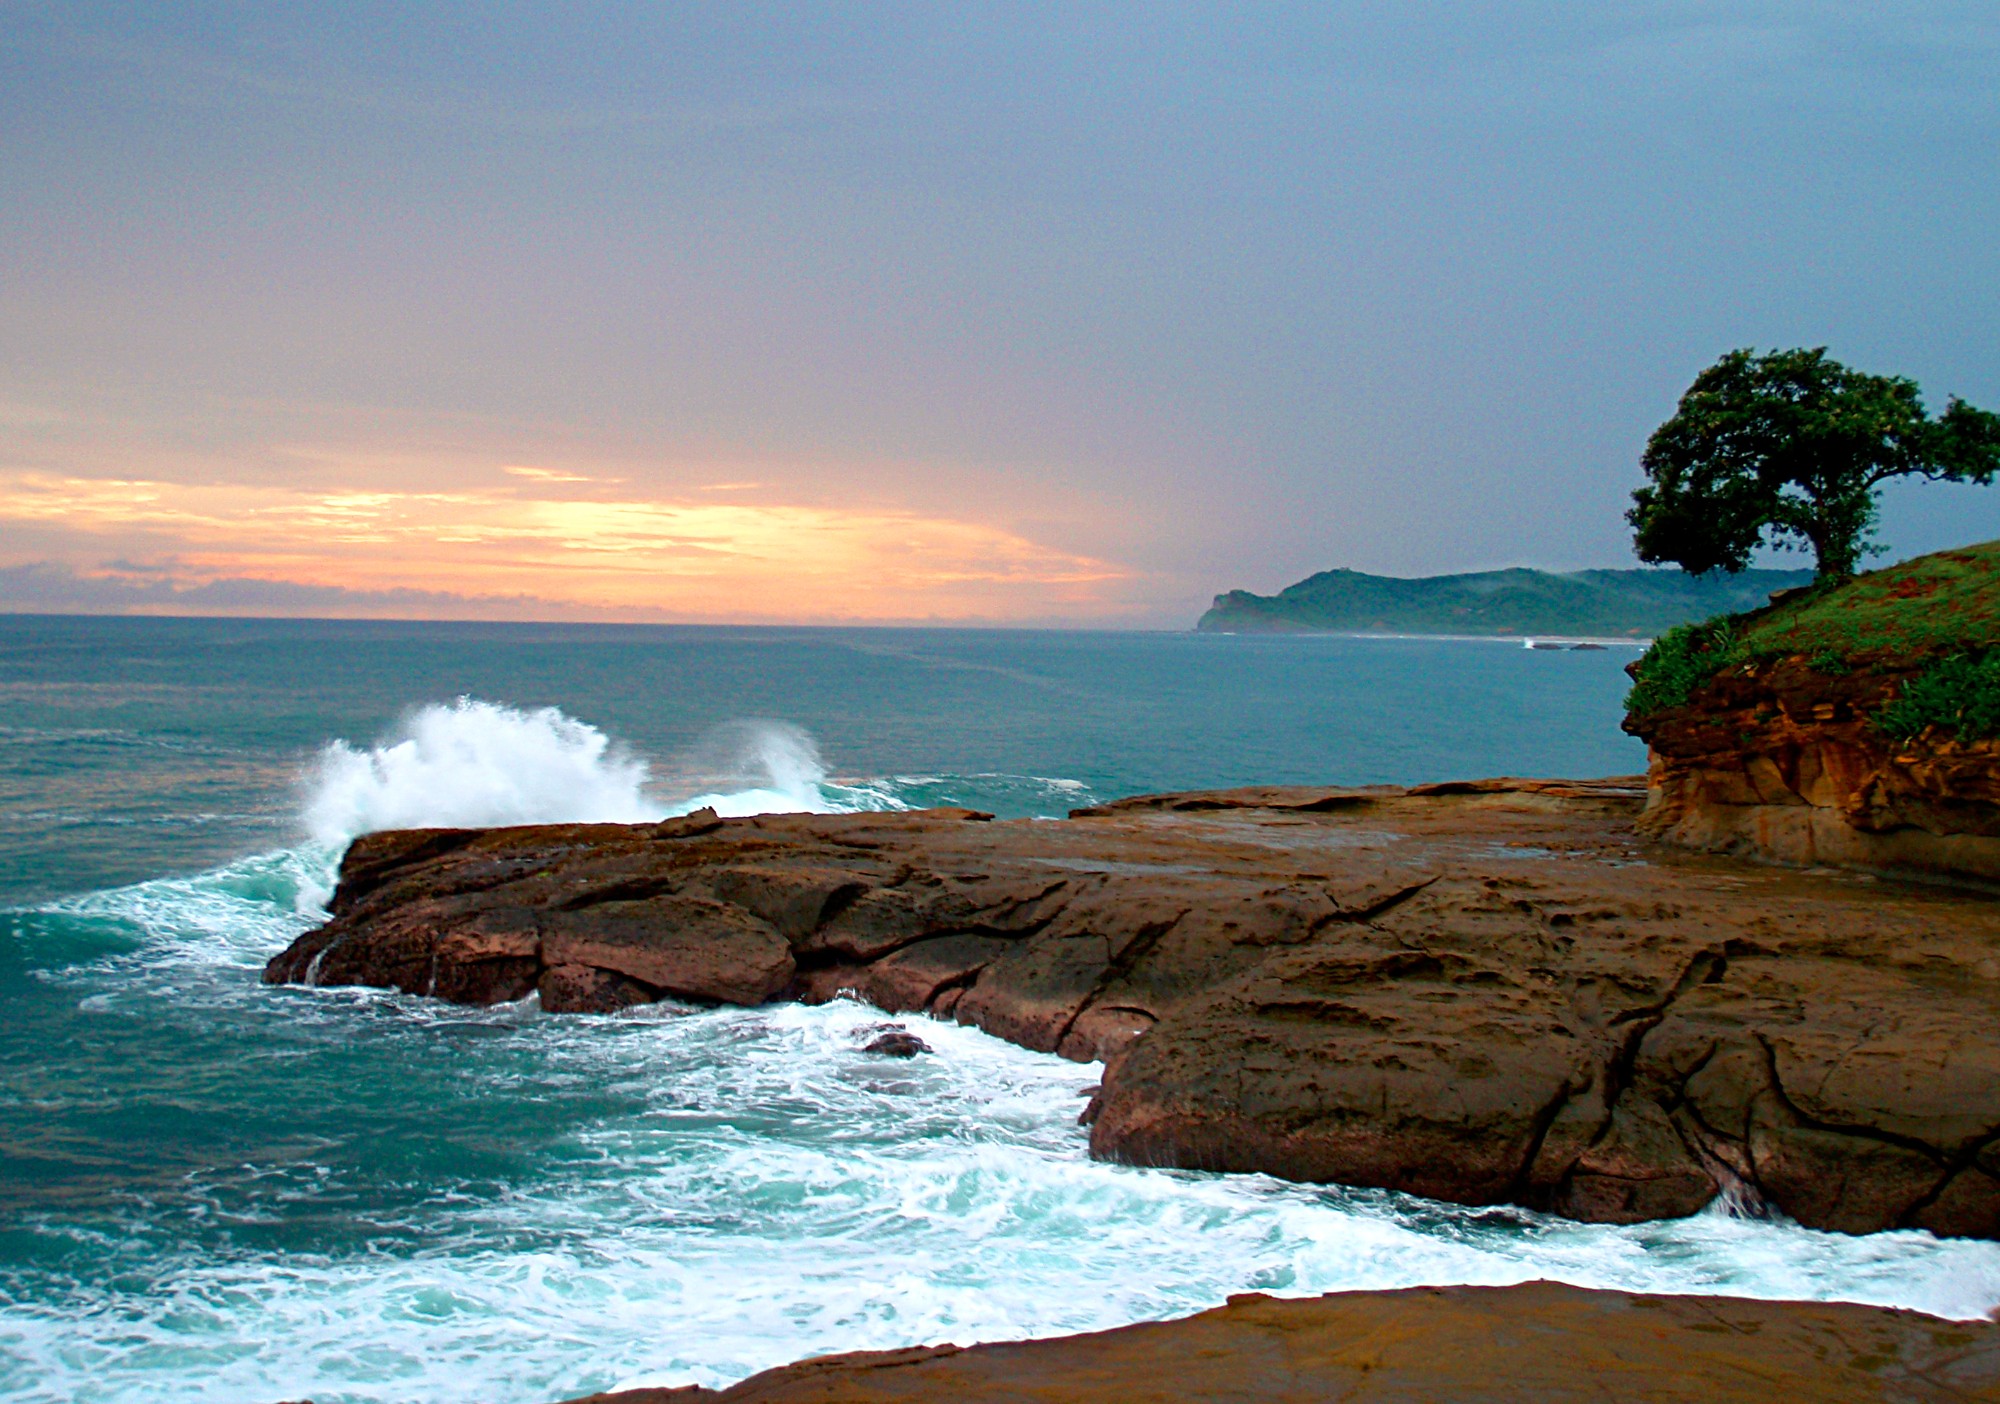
[0,471,1133,622]
[500,464,611,484]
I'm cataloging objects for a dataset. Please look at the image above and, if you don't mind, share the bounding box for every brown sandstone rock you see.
[539,963,656,1014]
[559,1282,2000,1403]
[541,897,795,1005]
[1626,655,2000,881]
[265,781,2000,1237]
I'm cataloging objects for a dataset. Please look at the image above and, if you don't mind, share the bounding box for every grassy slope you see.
[1198,566,1814,637]
[1625,540,2000,737]
[1732,540,2000,662]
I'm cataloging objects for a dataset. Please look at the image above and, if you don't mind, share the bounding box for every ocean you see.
[2,614,1994,1404]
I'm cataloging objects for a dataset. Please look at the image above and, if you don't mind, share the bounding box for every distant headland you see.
[1196,564,1814,637]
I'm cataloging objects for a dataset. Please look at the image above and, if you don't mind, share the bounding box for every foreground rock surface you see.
[562,1283,2000,1403]
[265,779,2000,1236]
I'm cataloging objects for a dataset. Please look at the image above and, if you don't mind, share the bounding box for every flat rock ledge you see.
[265,777,2000,1238]
[558,1283,2000,1404]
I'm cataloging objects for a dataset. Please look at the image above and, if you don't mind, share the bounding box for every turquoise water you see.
[2,615,1995,1404]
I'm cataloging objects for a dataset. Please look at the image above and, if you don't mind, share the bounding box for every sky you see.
[2,2,1997,627]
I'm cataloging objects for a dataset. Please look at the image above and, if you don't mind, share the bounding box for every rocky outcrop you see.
[265,780,2000,1238]
[1626,656,2000,882]
[562,1282,2000,1403]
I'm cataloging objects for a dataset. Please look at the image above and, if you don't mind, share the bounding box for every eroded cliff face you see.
[1625,657,2000,882]
[264,782,2000,1239]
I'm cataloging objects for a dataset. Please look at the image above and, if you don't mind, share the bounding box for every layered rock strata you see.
[562,1282,2000,1404]
[265,779,2000,1237]
[1626,656,2000,882]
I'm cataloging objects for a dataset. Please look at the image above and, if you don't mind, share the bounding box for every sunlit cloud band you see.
[0,472,1133,623]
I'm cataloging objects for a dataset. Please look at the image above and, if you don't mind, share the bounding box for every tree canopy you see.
[1628,347,2000,579]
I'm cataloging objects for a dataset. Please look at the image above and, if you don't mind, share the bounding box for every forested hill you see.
[1197,566,1815,637]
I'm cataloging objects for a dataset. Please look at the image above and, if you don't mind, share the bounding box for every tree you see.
[1628,347,2000,579]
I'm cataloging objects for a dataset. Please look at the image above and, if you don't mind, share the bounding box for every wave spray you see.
[666,719,846,817]
[302,698,662,844]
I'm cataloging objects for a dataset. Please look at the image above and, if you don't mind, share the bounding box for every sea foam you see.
[666,719,922,817]
[298,702,900,845]
[4,996,1997,1404]
[303,699,663,845]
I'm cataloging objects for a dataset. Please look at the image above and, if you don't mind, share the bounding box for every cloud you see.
[0,560,557,620]
[0,471,1138,624]
[501,465,606,484]
[0,398,67,429]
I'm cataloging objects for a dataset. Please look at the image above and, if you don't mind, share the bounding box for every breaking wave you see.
[298,701,1087,845]
[662,718,871,818]
[302,699,662,844]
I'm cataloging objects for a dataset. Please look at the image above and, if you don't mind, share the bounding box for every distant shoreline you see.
[1199,563,1809,638]
[1198,628,1652,647]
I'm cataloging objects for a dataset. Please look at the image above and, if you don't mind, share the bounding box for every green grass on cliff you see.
[1732,540,2000,664]
[1874,652,2000,743]
[1625,540,2000,732]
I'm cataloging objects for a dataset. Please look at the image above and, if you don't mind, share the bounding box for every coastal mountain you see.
[1197,565,1814,637]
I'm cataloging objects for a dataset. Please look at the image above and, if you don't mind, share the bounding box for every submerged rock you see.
[561,1282,2000,1403]
[265,779,2000,1238]
[862,1029,930,1058]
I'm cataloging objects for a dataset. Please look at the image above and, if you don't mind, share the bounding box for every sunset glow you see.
[5,7,1992,625]
[2,471,1132,622]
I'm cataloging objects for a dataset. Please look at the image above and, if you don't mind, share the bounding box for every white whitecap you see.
[663,720,860,817]
[301,698,663,844]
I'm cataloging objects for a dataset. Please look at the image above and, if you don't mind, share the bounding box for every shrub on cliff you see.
[1624,617,1741,715]
[1629,348,2000,580]
[1874,652,2000,743]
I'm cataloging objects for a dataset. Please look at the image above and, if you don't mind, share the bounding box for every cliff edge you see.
[1624,541,2000,883]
